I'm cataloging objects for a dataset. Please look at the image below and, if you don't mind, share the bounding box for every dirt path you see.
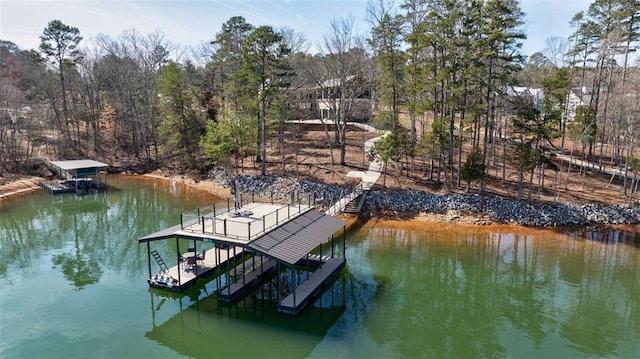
[0,176,44,201]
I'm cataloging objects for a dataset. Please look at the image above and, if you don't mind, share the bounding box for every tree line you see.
[1,0,639,202]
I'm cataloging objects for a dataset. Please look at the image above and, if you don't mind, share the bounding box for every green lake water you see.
[1,176,638,358]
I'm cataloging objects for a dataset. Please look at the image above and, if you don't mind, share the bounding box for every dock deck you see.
[181,202,309,242]
[149,246,243,292]
[278,258,346,314]
[218,257,277,302]
[140,198,347,314]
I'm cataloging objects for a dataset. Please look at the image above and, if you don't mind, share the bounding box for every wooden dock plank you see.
[278,258,345,314]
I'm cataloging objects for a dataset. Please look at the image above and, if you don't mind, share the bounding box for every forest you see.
[1,0,639,202]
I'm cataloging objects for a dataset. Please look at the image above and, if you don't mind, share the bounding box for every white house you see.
[565,87,592,122]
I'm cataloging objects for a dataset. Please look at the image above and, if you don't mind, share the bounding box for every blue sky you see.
[1,0,591,58]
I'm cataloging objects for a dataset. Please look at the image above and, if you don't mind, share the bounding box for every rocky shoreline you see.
[207,169,640,227]
[3,169,638,228]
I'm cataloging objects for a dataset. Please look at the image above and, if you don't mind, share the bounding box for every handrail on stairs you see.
[326,183,364,216]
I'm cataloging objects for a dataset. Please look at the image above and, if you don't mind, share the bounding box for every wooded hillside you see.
[1,0,639,204]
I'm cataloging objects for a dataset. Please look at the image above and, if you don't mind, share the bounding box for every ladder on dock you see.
[151,250,169,273]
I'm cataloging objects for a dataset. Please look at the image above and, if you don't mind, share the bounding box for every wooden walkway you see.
[149,246,243,292]
[218,257,277,302]
[278,258,345,315]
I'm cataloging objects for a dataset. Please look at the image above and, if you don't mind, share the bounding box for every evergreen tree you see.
[368,0,406,125]
[239,26,293,176]
[157,61,207,168]
[478,0,526,191]
[400,0,428,144]
[201,112,256,172]
[210,16,254,112]
[461,146,485,192]
[39,20,83,144]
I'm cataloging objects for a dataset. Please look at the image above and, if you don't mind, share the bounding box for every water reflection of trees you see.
[356,227,639,357]
[0,177,217,287]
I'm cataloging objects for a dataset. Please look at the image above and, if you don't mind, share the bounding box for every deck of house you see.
[139,195,347,315]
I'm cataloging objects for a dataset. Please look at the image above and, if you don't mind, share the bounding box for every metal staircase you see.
[343,193,366,214]
[325,183,364,216]
[151,250,169,273]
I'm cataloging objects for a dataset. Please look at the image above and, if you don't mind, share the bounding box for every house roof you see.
[505,86,544,107]
[318,75,356,88]
[570,87,592,104]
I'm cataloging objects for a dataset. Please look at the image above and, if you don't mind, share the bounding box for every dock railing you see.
[325,183,363,216]
[180,192,315,241]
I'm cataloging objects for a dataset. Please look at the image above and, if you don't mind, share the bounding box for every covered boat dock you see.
[138,194,346,314]
[40,159,108,194]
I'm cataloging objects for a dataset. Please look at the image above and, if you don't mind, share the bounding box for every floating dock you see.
[278,257,345,314]
[138,192,347,314]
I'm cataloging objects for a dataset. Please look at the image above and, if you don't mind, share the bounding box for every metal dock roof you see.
[248,210,345,265]
[139,208,345,266]
[50,160,108,170]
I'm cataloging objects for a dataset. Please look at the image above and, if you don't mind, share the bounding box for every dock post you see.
[287,204,290,219]
[292,266,296,308]
[223,219,227,236]
[331,234,335,257]
[242,255,246,286]
[202,217,205,233]
[180,214,183,230]
[247,223,251,239]
[176,238,181,284]
[343,226,346,258]
[263,215,266,233]
[276,263,280,303]
[216,247,222,290]
[146,242,152,280]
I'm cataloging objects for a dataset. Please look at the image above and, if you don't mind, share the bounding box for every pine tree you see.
[368,0,406,125]
[210,16,254,112]
[477,0,526,191]
[39,20,83,145]
[239,26,293,176]
[157,61,207,168]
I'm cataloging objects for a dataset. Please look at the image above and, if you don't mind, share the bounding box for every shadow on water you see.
[145,271,348,358]
[560,226,640,248]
